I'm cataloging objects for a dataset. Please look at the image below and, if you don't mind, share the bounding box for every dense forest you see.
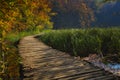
[1,0,120,32]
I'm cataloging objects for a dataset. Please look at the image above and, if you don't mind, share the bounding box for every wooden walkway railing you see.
[19,35,119,80]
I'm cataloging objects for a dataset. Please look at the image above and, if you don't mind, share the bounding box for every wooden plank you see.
[53,68,102,79]
[57,70,105,80]
[19,35,119,80]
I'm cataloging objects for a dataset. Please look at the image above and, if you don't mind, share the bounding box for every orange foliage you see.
[0,0,52,34]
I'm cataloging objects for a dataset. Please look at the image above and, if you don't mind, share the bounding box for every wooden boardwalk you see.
[19,35,119,80]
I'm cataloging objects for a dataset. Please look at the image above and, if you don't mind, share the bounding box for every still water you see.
[108,63,120,69]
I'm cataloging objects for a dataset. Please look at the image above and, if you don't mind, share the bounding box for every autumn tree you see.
[16,0,53,31]
[51,0,95,28]
[0,0,52,78]
[0,0,53,34]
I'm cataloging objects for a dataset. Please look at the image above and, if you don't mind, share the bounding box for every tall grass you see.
[38,28,120,62]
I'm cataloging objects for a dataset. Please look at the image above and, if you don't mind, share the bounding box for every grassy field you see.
[37,28,120,63]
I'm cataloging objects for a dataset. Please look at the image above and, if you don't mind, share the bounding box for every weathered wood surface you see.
[19,35,119,80]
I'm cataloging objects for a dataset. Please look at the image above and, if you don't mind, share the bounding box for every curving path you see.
[19,35,119,80]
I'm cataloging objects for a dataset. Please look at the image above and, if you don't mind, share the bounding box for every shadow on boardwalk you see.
[19,35,119,80]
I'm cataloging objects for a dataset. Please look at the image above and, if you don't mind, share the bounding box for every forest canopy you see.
[0,0,96,35]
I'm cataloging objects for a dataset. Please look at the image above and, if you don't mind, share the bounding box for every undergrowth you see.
[0,30,41,80]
